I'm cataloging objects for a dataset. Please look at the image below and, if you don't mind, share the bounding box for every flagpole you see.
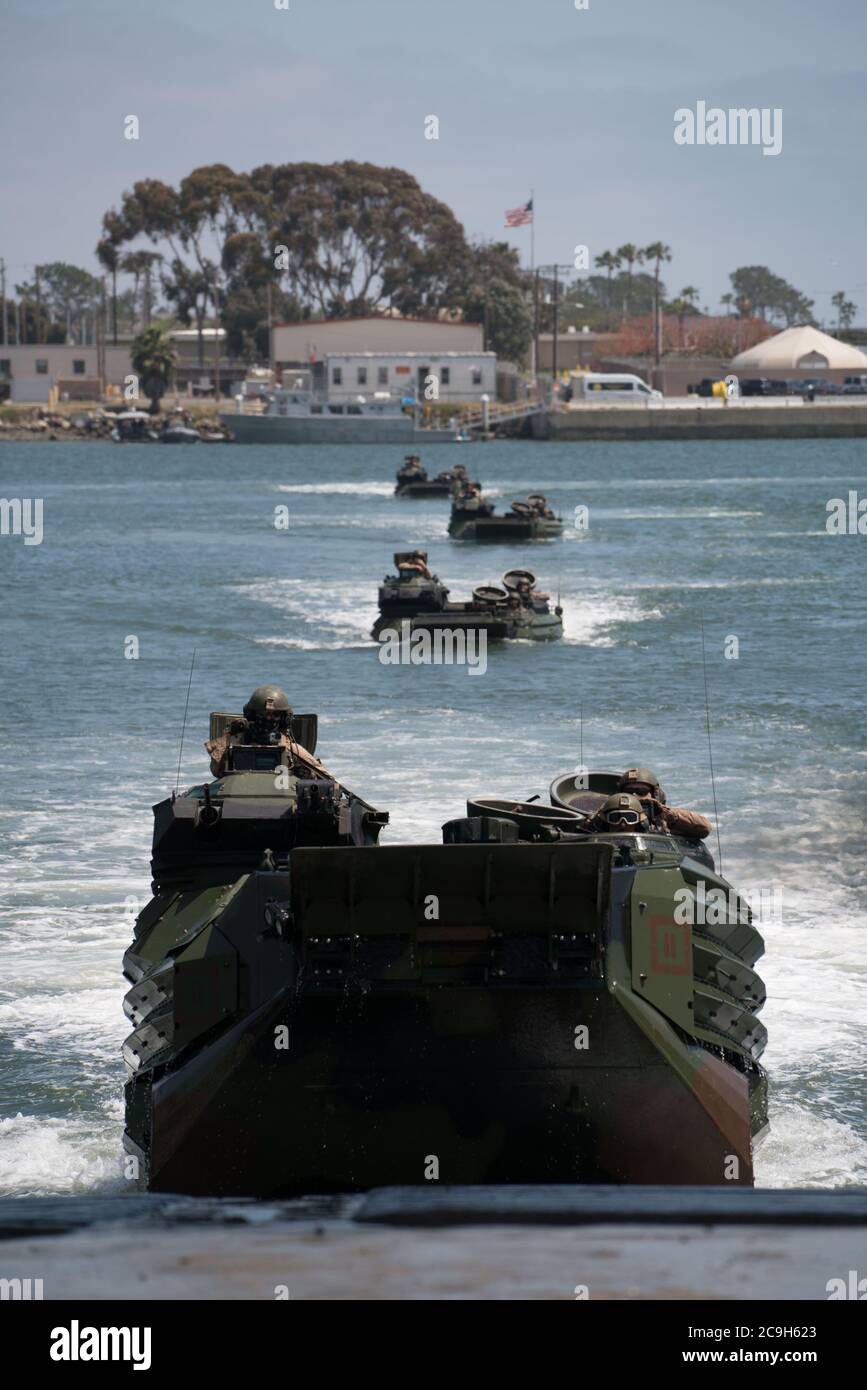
[530,187,535,275]
[530,188,536,380]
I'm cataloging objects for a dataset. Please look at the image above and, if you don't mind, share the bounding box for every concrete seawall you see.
[533,403,867,442]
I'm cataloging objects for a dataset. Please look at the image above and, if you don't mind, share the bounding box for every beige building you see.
[0,345,133,402]
[272,315,484,367]
[536,330,619,372]
[0,330,247,402]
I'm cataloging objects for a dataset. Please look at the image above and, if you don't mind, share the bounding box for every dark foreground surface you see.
[2,1187,865,1300]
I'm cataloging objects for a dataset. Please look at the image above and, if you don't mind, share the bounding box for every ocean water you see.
[0,437,865,1195]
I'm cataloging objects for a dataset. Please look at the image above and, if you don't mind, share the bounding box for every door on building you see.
[416,365,430,400]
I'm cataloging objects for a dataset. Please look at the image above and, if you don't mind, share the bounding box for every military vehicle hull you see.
[371,607,563,641]
[373,559,563,642]
[396,480,455,498]
[124,822,766,1195]
[449,512,564,541]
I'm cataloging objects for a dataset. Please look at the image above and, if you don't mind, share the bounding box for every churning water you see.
[1,437,865,1194]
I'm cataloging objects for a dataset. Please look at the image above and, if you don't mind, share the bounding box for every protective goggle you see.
[605,809,642,827]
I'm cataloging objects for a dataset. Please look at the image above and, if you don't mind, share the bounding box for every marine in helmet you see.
[396,550,433,580]
[618,766,712,840]
[205,685,334,781]
[586,793,651,833]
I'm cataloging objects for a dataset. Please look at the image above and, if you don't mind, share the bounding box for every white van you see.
[575,373,662,402]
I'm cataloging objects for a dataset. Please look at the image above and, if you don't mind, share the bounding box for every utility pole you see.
[552,266,560,383]
[532,269,540,385]
[654,285,662,366]
[35,266,43,343]
[266,281,273,371]
[537,263,573,396]
[0,258,7,346]
[213,282,221,404]
[97,277,106,398]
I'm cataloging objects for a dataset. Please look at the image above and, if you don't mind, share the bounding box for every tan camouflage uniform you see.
[205,721,335,781]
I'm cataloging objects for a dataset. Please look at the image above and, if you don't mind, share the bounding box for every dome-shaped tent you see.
[730,325,867,371]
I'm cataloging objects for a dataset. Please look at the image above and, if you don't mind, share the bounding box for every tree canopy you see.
[727,266,814,327]
[97,162,531,361]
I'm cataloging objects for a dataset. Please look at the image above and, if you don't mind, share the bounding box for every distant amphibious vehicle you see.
[371,553,563,641]
[449,489,563,541]
[394,456,469,498]
[122,717,767,1196]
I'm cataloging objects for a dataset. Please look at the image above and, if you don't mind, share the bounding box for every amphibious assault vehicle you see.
[395,457,469,498]
[371,554,563,641]
[449,490,563,541]
[122,729,767,1196]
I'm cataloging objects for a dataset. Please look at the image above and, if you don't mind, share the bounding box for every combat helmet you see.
[243,685,293,723]
[619,766,664,801]
[598,793,649,830]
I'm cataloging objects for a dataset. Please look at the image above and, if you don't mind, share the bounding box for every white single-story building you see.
[315,351,496,404]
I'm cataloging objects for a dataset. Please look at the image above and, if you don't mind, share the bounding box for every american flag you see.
[504,199,534,228]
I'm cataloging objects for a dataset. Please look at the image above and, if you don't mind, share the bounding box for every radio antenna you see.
[174,648,197,795]
[699,616,723,874]
[579,702,584,769]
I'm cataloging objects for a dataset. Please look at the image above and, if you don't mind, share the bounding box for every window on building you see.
[441,367,451,386]
[332,367,343,386]
[0,360,10,377]
[471,367,482,386]
[357,366,367,386]
[36,359,48,375]
[73,360,86,375]
[377,366,388,386]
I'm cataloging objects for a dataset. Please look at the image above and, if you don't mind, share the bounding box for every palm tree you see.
[643,242,673,363]
[616,243,642,320]
[131,322,177,414]
[667,296,694,348]
[720,292,735,316]
[594,250,621,327]
[121,251,162,329]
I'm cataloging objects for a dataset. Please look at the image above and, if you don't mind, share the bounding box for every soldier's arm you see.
[204,733,228,779]
[283,737,337,781]
[661,805,712,839]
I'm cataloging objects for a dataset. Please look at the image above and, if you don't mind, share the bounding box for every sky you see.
[3,0,867,321]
